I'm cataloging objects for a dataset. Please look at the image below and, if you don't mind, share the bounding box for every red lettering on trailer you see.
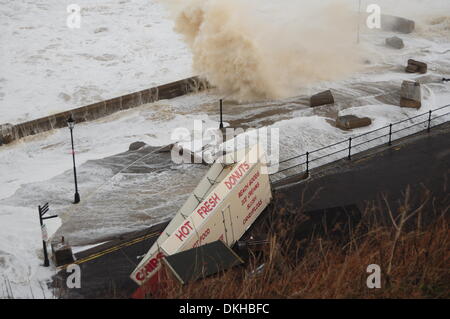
[192,228,211,248]
[246,196,257,210]
[239,184,248,198]
[175,221,194,242]
[239,170,260,198]
[225,162,251,190]
[248,182,260,198]
[243,199,263,225]
[149,258,158,268]
[197,193,221,219]
[135,251,165,282]
[249,171,260,187]
[132,270,162,298]
[175,231,184,241]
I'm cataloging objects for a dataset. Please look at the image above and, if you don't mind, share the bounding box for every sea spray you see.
[163,0,363,101]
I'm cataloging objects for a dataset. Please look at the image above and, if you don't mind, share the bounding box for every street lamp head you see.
[67,115,75,129]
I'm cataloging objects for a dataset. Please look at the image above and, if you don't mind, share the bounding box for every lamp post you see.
[219,99,224,129]
[67,116,80,204]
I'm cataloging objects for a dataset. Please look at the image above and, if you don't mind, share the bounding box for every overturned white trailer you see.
[130,144,272,297]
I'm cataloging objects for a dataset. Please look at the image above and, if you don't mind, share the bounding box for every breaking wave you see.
[163,0,362,101]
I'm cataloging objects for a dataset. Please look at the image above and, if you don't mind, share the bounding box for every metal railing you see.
[270,104,450,183]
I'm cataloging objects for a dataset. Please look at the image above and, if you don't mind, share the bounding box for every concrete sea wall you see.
[0,76,209,145]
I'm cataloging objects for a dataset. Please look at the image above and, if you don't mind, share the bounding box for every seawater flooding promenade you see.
[1,0,450,300]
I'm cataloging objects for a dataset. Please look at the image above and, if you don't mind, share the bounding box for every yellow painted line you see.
[57,231,161,270]
[354,157,369,164]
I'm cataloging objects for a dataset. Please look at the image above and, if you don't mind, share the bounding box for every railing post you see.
[348,137,352,160]
[427,110,432,133]
[306,152,309,175]
[388,124,392,146]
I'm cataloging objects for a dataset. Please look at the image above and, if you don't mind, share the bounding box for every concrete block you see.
[381,15,415,34]
[386,36,405,49]
[336,115,372,130]
[406,64,419,73]
[310,90,335,107]
[51,241,74,267]
[406,59,427,74]
[401,81,422,101]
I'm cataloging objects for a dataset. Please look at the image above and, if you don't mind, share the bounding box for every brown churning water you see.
[163,0,363,101]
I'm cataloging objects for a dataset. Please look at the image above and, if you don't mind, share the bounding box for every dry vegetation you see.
[151,185,449,299]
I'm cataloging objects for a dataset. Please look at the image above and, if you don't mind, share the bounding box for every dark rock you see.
[386,36,404,49]
[381,15,415,34]
[406,59,427,74]
[129,141,146,151]
[310,90,335,107]
[336,115,372,130]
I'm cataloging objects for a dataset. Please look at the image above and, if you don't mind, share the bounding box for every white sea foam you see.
[0,0,449,298]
